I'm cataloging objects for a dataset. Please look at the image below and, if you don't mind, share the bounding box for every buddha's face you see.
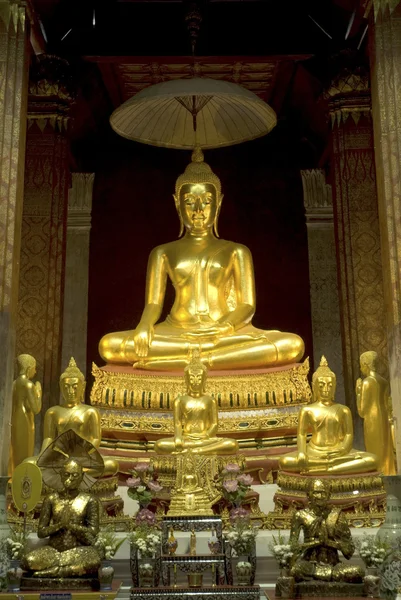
[60,376,84,407]
[308,482,330,508]
[185,367,206,396]
[315,376,336,404]
[179,183,218,234]
[61,460,83,490]
[28,362,36,379]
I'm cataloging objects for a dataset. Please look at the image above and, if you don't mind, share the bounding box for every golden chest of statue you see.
[182,398,210,435]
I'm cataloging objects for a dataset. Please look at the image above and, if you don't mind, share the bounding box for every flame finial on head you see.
[60,357,85,382]
[185,347,207,373]
[312,355,336,384]
[175,146,221,197]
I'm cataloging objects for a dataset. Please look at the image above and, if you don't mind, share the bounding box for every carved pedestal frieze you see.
[61,173,94,378]
[0,0,29,474]
[327,69,388,446]
[17,54,73,448]
[370,0,401,469]
[301,169,345,403]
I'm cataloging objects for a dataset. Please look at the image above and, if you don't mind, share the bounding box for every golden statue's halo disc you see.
[12,462,42,513]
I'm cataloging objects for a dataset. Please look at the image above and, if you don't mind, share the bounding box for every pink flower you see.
[147,480,163,493]
[136,508,156,525]
[127,477,141,488]
[224,463,241,473]
[134,462,149,472]
[237,474,253,486]
[223,479,239,493]
[230,507,250,522]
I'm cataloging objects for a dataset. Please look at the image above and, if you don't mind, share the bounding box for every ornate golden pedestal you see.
[91,360,311,472]
[266,471,386,529]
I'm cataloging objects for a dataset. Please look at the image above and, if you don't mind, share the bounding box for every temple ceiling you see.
[87,55,311,111]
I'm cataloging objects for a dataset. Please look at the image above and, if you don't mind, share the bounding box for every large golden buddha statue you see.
[99,147,304,371]
[279,356,378,474]
[155,350,238,455]
[26,358,118,477]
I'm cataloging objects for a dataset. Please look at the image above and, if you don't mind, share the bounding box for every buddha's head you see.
[17,354,36,379]
[184,349,207,396]
[174,147,223,237]
[60,458,84,491]
[307,478,330,508]
[312,356,336,404]
[360,351,378,376]
[60,357,86,407]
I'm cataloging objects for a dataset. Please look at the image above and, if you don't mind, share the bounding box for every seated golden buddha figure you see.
[23,458,102,578]
[99,147,304,371]
[26,358,118,477]
[289,479,363,583]
[155,351,238,455]
[279,356,378,474]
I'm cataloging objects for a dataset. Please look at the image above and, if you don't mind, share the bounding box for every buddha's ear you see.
[213,193,223,238]
[82,381,87,399]
[173,194,184,238]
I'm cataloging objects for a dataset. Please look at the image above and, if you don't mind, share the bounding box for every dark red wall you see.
[87,126,313,379]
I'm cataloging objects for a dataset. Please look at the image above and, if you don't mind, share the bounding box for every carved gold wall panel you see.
[0,0,29,475]
[328,80,388,445]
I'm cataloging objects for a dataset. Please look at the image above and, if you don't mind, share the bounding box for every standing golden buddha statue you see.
[279,356,378,474]
[9,354,42,475]
[356,351,396,475]
[25,358,118,477]
[99,147,304,371]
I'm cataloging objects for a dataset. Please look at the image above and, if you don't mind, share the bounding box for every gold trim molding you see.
[91,359,311,411]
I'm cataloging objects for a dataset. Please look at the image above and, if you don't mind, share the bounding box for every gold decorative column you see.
[0,0,29,475]
[301,169,345,403]
[369,0,401,468]
[61,173,94,377]
[327,69,388,446]
[16,54,72,445]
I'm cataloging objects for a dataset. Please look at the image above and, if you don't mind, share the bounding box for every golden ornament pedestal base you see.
[266,471,386,529]
[91,360,311,471]
[1,580,122,599]
[273,580,369,598]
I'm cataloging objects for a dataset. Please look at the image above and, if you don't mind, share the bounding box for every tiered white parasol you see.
[110,77,277,150]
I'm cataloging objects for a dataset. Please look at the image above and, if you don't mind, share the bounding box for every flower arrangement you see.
[268,531,297,569]
[95,528,126,560]
[217,463,253,510]
[355,534,392,568]
[129,508,162,559]
[6,529,27,561]
[127,462,163,508]
[224,511,257,557]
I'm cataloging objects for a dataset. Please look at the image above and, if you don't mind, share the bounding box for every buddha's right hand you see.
[133,324,154,357]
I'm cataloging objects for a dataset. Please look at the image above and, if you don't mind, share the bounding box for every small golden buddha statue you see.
[22,457,102,578]
[26,358,118,477]
[289,479,364,583]
[99,147,304,371]
[154,351,238,455]
[356,351,396,475]
[9,354,42,475]
[279,356,378,474]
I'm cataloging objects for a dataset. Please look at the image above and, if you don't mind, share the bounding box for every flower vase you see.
[7,559,23,592]
[139,560,154,587]
[276,565,295,599]
[364,567,380,598]
[235,560,252,585]
[188,573,203,587]
[98,559,114,591]
[377,476,401,543]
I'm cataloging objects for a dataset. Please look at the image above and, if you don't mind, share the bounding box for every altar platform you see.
[92,361,312,472]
